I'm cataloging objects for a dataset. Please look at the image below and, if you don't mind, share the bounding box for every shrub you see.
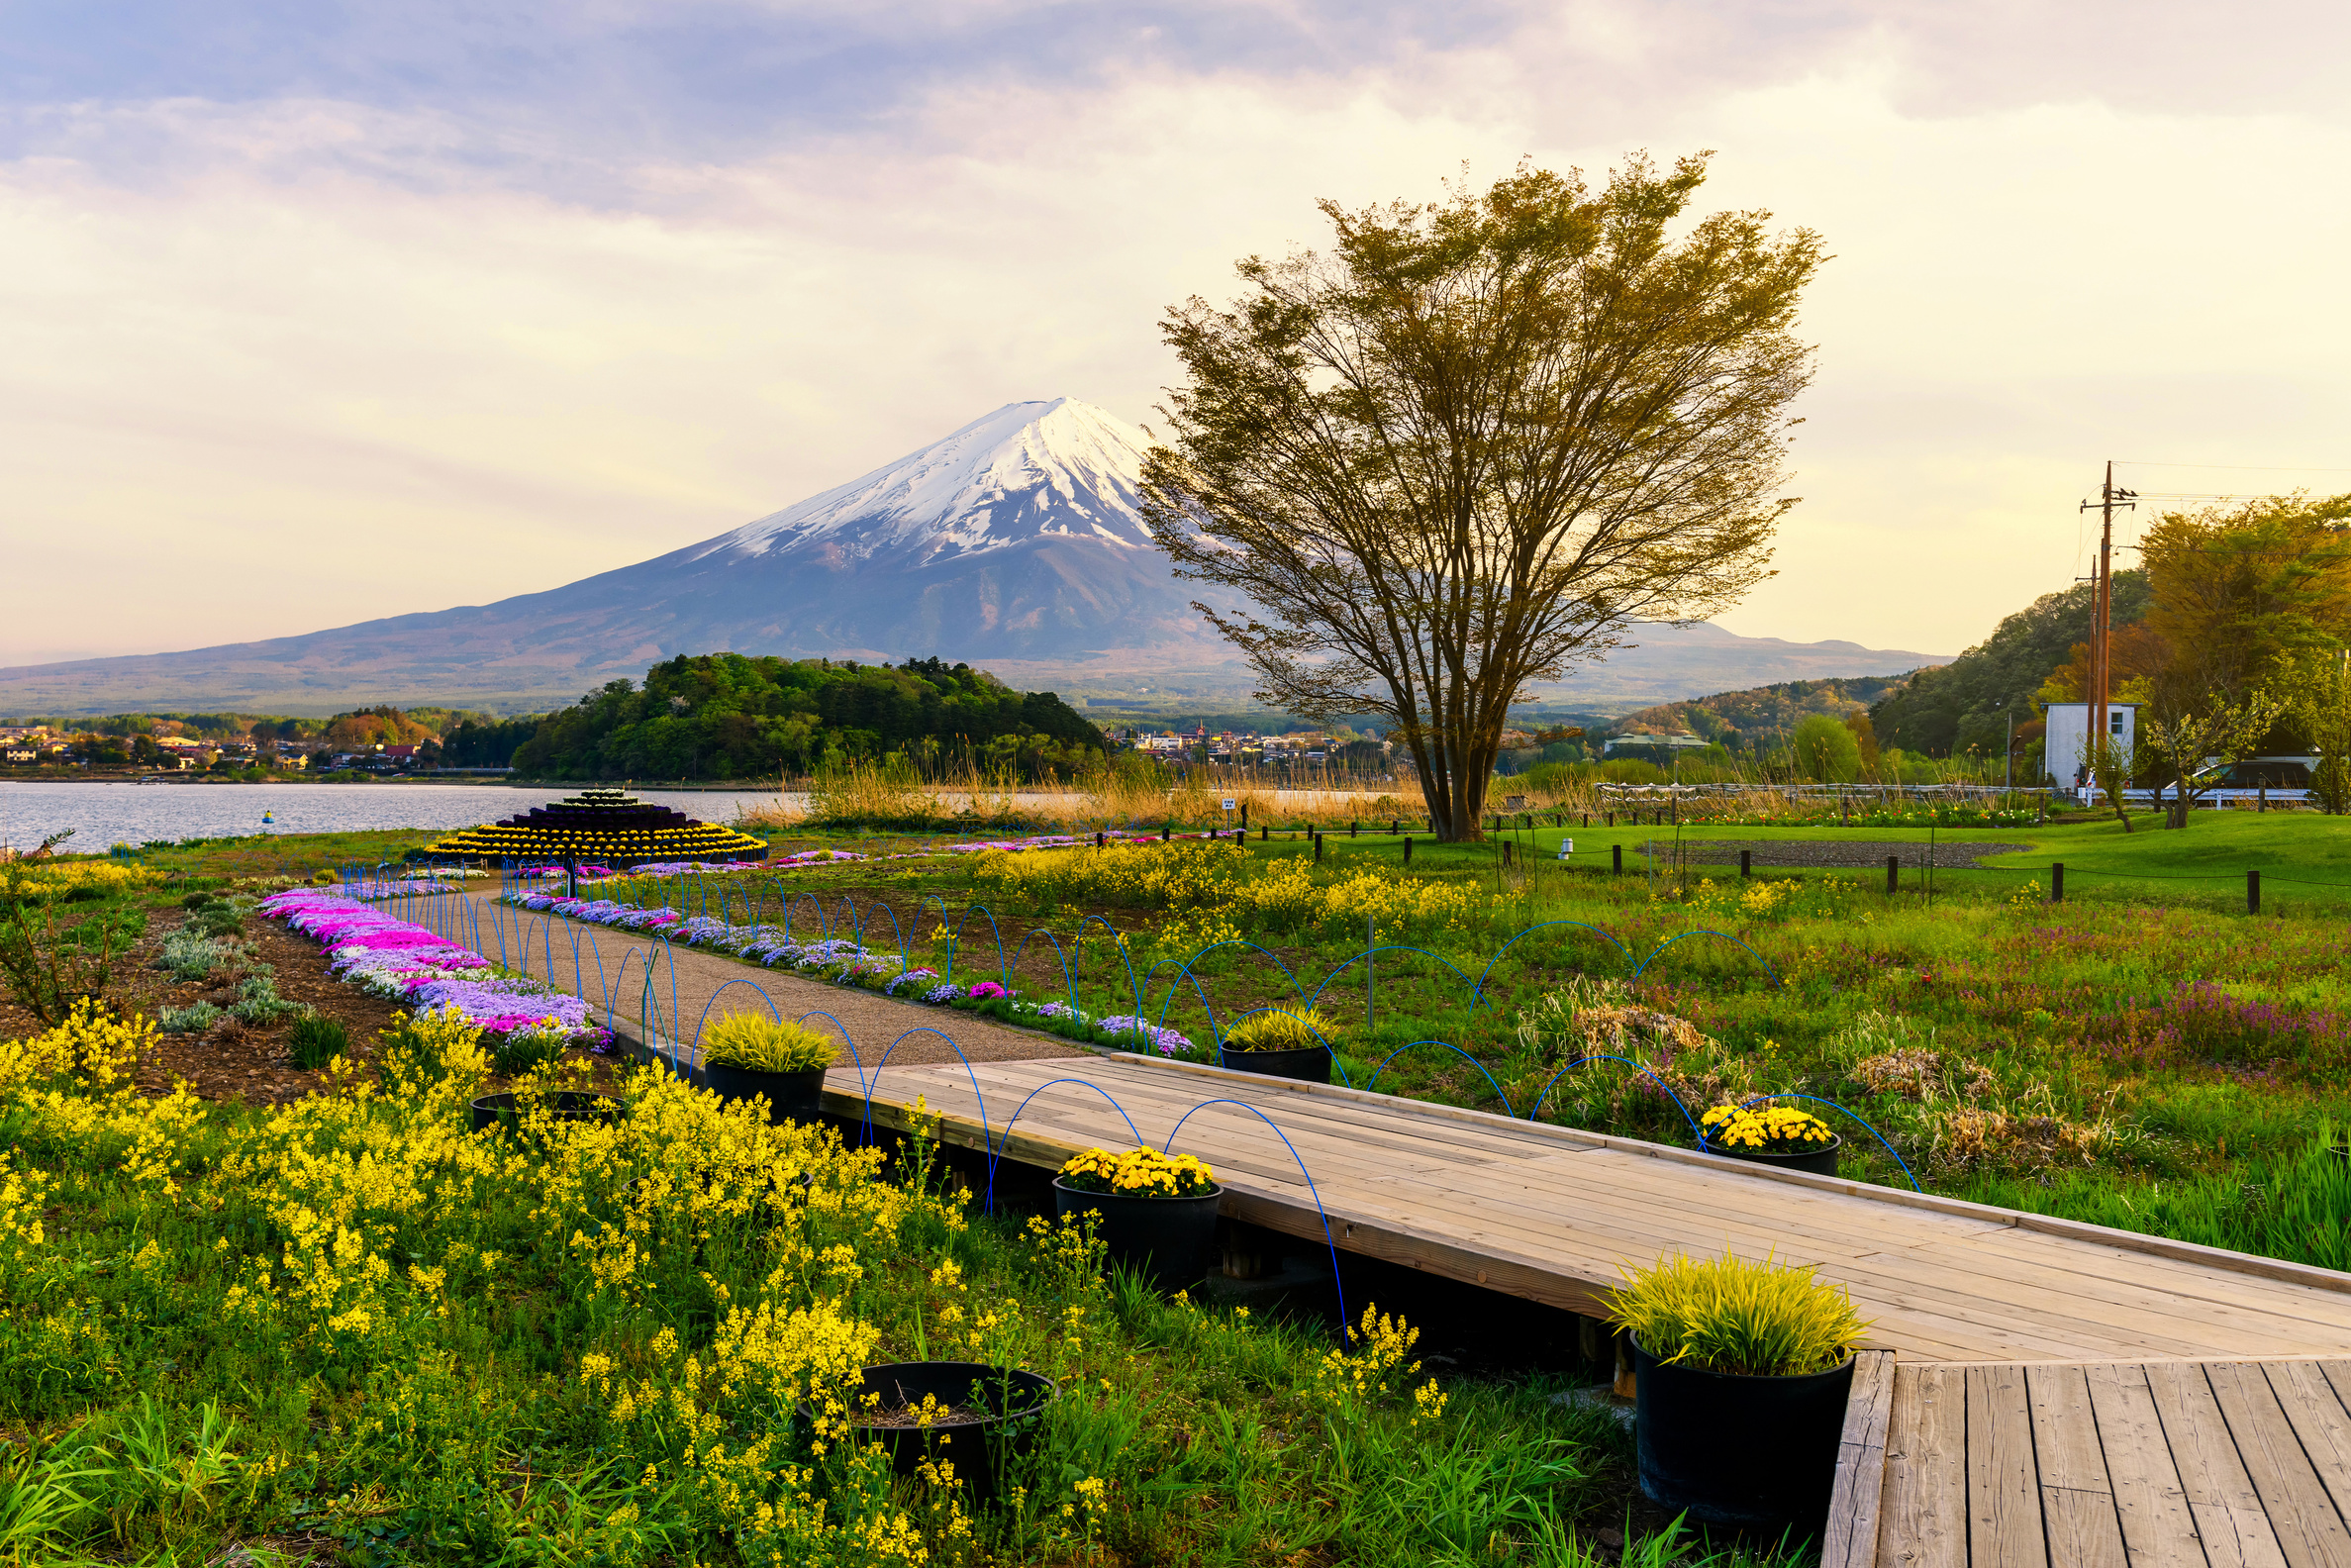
[1789,714,1862,782]
[160,1002,224,1034]
[1224,1006,1342,1053]
[1606,1251,1870,1377]
[156,931,234,980]
[701,1015,837,1074]
[286,1014,350,1069]
[1,871,132,1025]
[231,972,308,1026]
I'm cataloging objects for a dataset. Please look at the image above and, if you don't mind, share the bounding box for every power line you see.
[2115,461,2351,473]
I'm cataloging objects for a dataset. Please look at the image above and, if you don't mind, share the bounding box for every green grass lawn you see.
[569,821,2351,1267]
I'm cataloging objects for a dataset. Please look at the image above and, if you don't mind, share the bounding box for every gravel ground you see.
[1654,839,2034,870]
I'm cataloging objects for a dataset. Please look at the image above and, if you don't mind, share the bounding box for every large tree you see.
[1138,156,1821,839]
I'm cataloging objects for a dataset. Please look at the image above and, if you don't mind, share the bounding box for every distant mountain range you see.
[0,399,1951,718]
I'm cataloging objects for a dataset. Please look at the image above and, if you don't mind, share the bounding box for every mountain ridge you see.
[0,398,1952,716]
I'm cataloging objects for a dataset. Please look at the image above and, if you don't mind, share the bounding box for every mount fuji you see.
[0,399,1244,714]
[0,397,1950,716]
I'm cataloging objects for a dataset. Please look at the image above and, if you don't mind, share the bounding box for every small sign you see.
[1221,798,1236,812]
[1504,795,1527,811]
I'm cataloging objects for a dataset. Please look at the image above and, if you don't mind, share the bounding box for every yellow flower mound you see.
[7,860,163,897]
[970,843,1482,939]
[1056,1145,1217,1198]
[1701,1102,1835,1149]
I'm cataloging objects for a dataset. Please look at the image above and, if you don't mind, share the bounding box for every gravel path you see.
[465,891,1085,1069]
[1655,839,2034,870]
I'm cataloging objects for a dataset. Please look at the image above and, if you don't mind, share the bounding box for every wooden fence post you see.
[1740,850,1751,878]
[1613,844,1623,874]
[2249,868,2261,916]
[1885,855,1899,896]
[2051,862,2064,903]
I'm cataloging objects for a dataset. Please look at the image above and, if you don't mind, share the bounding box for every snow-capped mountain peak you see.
[703,398,1158,568]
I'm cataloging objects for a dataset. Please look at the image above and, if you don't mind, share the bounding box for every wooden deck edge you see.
[611,990,2351,1305]
[1821,1350,1897,1568]
[831,1080,1616,1317]
[1042,1049,2351,1298]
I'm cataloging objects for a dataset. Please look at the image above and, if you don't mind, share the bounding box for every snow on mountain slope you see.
[701,398,1157,566]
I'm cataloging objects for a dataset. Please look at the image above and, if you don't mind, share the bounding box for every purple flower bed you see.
[2164,980,2346,1064]
[491,862,1205,1057]
[261,889,604,1045]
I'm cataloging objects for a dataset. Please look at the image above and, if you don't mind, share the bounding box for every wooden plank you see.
[1947,1231,2351,1339]
[2144,1361,2289,1568]
[2286,1364,2351,1519]
[1969,1362,2050,1568]
[1825,1250,2351,1363]
[2026,1363,2128,1568]
[2204,1361,2351,1568]
[1825,1349,1898,1568]
[839,1075,2296,1363]
[1882,1365,1968,1568]
[1086,1051,2351,1297]
[835,1061,2351,1364]
[2083,1363,2208,1568]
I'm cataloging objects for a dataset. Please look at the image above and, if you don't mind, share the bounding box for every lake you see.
[0,780,788,852]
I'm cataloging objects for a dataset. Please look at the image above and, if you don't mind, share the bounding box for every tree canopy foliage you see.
[1141,154,1820,838]
[1868,572,2151,760]
[509,653,1109,781]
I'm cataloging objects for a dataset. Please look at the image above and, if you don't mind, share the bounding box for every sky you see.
[5,0,2349,668]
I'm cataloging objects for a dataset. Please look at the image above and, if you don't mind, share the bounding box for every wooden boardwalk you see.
[833,1050,2351,1560]
[1826,1352,2351,1567]
[823,1050,2351,1364]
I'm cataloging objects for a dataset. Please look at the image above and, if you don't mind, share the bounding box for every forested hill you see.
[511,654,1110,780]
[1610,675,1915,754]
[1867,572,2150,759]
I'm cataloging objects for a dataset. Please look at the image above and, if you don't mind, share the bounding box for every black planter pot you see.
[1630,1334,1857,1539]
[1052,1176,1223,1292]
[1217,1043,1333,1085]
[847,1361,1056,1499]
[1699,1132,1842,1178]
[469,1091,621,1135]
[702,1062,827,1124]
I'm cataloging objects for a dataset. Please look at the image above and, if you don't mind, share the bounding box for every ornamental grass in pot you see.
[1218,1006,1341,1085]
[1607,1250,1873,1540]
[701,1015,836,1124]
[1699,1103,1842,1177]
[1052,1146,1223,1292]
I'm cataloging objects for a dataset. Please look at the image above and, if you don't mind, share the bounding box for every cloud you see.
[3,3,2347,673]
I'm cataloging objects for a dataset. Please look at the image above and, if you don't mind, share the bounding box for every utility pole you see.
[2079,461,2137,792]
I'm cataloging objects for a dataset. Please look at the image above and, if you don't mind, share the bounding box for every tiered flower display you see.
[428,787,767,866]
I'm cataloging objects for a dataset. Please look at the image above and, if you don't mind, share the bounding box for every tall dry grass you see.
[732,758,1449,833]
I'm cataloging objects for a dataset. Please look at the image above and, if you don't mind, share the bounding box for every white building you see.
[2041,702,2140,788]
